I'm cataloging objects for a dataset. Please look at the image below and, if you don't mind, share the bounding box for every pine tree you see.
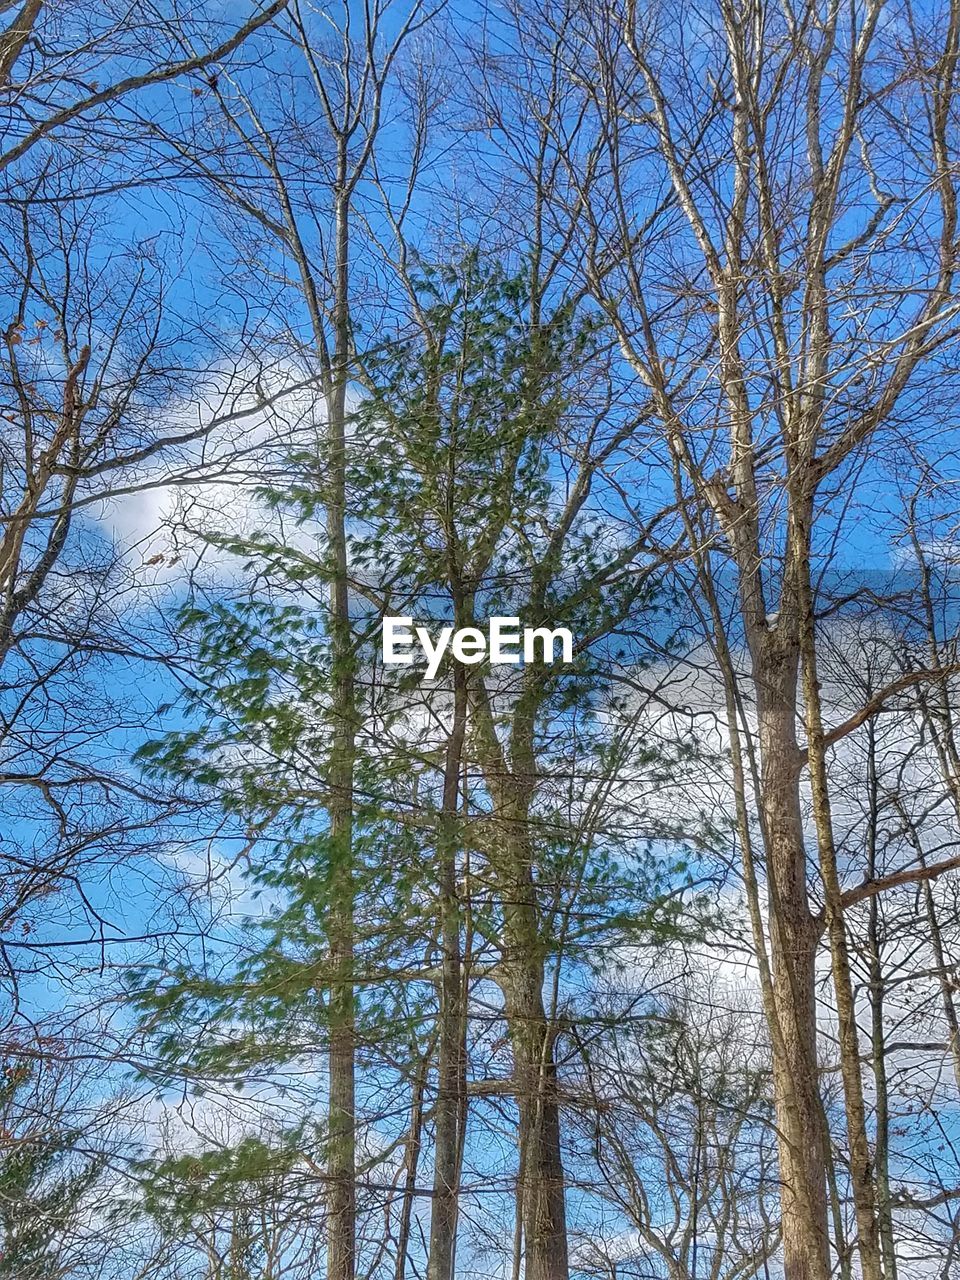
[130,252,708,1280]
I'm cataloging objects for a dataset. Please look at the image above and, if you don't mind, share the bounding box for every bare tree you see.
[569,974,780,1280]
[460,1,960,1275]
[0,0,289,171]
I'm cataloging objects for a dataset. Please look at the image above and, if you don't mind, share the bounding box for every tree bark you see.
[473,692,569,1280]
[396,1053,427,1280]
[427,666,468,1280]
[325,181,357,1280]
[864,721,897,1280]
[752,635,831,1280]
[499,928,569,1280]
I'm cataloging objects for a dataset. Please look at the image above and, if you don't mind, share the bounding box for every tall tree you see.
[140,8,441,1273]
[353,256,700,1280]
[463,1,960,1274]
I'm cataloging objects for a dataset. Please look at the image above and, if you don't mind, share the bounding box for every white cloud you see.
[89,359,351,591]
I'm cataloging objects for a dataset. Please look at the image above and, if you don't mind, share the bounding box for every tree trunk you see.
[752,635,831,1280]
[794,512,882,1280]
[500,944,568,1280]
[395,1053,427,1280]
[677,492,830,1280]
[326,181,356,1280]
[427,666,468,1280]
[471,681,570,1280]
[865,724,897,1280]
